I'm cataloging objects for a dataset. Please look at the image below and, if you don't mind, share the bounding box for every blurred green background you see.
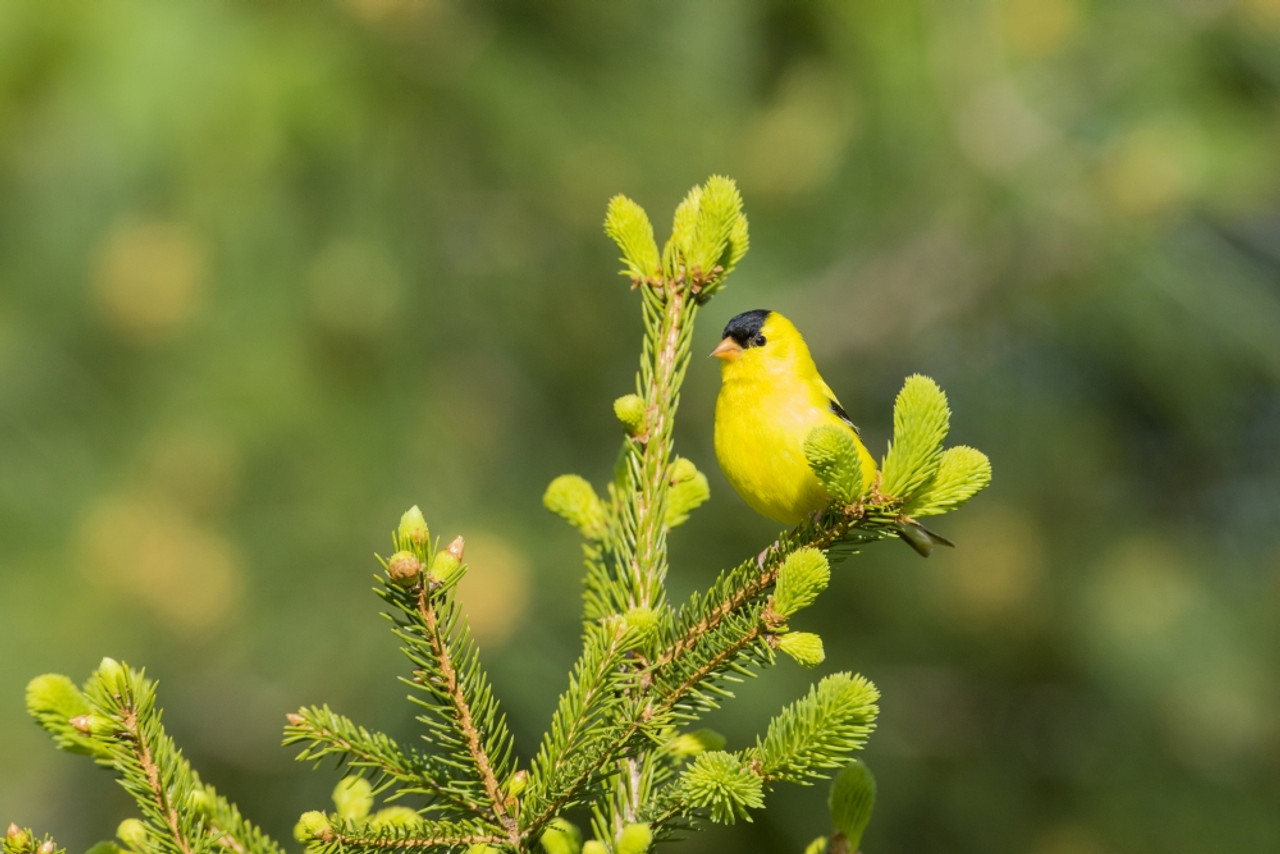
[3,0,1279,851]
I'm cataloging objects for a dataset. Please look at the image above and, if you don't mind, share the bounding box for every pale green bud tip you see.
[116,820,147,850]
[829,759,876,850]
[36,842,53,854]
[616,823,653,854]
[429,536,465,584]
[613,394,646,435]
[681,751,765,824]
[543,474,605,537]
[582,843,608,854]
[772,547,831,618]
[667,728,726,757]
[187,788,213,814]
[670,456,698,483]
[370,806,418,828]
[505,769,529,797]
[803,837,828,854]
[539,818,582,854]
[96,657,125,685]
[398,505,430,546]
[387,550,423,586]
[293,812,330,842]
[333,775,374,820]
[7,825,28,847]
[777,632,825,667]
[623,606,659,644]
[25,674,89,719]
[70,713,115,736]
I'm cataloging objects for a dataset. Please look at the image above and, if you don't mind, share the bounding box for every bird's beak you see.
[710,337,743,361]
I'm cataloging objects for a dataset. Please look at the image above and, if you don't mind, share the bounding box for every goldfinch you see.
[711,309,950,556]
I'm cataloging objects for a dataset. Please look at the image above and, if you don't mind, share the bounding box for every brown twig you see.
[119,704,194,854]
[416,587,519,845]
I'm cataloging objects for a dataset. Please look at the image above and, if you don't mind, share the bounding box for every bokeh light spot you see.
[1001,0,1082,58]
[1029,823,1109,854]
[77,494,243,635]
[937,505,1045,630]
[307,239,403,340]
[452,531,530,649]
[90,220,209,342]
[1083,536,1196,654]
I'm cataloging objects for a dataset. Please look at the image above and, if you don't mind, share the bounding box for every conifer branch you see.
[309,818,506,853]
[21,178,994,854]
[285,705,486,817]
[524,619,635,822]
[411,584,518,843]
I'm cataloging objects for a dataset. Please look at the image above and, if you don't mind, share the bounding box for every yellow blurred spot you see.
[955,81,1055,175]
[1099,122,1201,218]
[307,240,402,339]
[340,0,443,29]
[144,429,242,516]
[1029,824,1109,854]
[452,532,530,649]
[1001,0,1082,58]
[1161,666,1270,776]
[77,494,243,634]
[938,506,1044,629]
[739,63,857,199]
[91,221,208,341]
[1085,537,1195,651]
[1239,0,1280,31]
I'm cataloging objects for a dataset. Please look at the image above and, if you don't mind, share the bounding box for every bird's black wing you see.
[828,398,862,436]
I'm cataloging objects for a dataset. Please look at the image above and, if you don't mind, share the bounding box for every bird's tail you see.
[896,519,955,558]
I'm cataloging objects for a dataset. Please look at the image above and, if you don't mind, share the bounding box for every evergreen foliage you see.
[19,178,990,852]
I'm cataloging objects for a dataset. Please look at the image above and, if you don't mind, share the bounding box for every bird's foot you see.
[756,539,780,571]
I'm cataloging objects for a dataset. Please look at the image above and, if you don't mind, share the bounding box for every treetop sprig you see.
[21,177,990,854]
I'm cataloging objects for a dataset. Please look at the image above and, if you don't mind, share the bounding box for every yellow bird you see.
[711,309,950,555]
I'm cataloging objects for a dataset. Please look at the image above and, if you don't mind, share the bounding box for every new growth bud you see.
[666,728,726,758]
[293,812,330,843]
[772,548,831,618]
[398,505,430,547]
[7,825,28,850]
[539,818,582,854]
[25,674,90,721]
[777,632,825,668]
[543,474,606,539]
[665,457,709,528]
[386,550,424,587]
[829,759,876,852]
[613,394,647,436]
[623,606,659,647]
[804,424,867,505]
[505,769,529,798]
[582,843,608,854]
[96,657,126,690]
[616,823,653,854]
[116,820,147,851]
[429,536,466,584]
[369,807,417,828]
[70,714,115,736]
[333,775,373,820]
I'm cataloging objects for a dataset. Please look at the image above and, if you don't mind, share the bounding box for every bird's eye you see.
[752,334,766,347]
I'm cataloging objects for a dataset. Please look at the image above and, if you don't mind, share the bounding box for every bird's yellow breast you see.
[713,356,869,525]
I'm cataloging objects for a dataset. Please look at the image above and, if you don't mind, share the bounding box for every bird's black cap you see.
[722,309,771,346]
